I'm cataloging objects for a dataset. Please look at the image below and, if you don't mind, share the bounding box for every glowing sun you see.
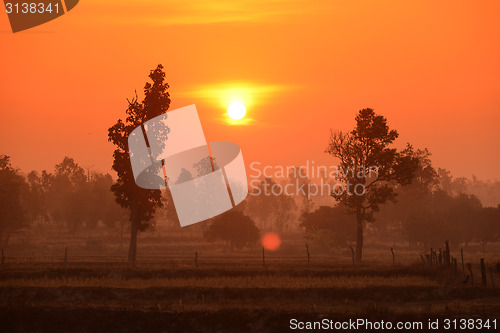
[227,102,246,120]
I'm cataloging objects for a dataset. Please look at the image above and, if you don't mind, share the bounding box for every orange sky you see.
[1,0,499,180]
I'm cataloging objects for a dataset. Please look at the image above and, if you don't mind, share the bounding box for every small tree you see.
[326,108,418,262]
[204,210,259,251]
[108,64,171,266]
[300,206,356,248]
[474,205,500,251]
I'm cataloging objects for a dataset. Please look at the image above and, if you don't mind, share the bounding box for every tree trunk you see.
[120,221,124,249]
[128,201,139,267]
[355,206,363,262]
[128,224,138,267]
[0,231,11,250]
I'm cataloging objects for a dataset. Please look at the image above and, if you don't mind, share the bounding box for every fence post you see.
[467,263,473,286]
[262,247,265,267]
[445,241,450,268]
[480,258,487,286]
[438,248,442,267]
[350,247,355,265]
[460,248,464,277]
[64,247,68,268]
[390,248,395,264]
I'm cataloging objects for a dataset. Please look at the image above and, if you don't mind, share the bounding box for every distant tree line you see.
[0,155,125,249]
[437,168,500,208]
[375,148,500,250]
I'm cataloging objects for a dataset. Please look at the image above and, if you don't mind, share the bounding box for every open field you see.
[1,259,499,332]
[0,228,499,332]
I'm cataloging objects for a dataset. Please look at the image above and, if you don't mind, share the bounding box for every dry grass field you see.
[0,227,499,332]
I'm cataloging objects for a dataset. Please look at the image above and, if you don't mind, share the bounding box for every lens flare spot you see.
[261,232,281,251]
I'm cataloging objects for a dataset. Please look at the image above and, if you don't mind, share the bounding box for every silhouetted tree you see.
[300,206,355,248]
[108,64,171,266]
[376,148,438,245]
[204,210,259,251]
[473,206,500,251]
[326,108,418,262]
[0,155,27,248]
[447,192,482,245]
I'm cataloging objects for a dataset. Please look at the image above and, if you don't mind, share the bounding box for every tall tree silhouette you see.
[108,64,170,266]
[326,108,418,262]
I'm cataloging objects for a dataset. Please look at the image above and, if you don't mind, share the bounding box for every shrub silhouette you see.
[204,210,260,251]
